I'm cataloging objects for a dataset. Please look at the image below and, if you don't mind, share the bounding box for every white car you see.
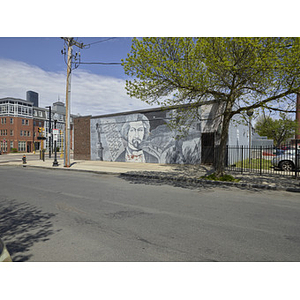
[272,149,300,171]
[0,238,12,262]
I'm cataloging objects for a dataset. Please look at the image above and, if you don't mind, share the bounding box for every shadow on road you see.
[0,198,57,262]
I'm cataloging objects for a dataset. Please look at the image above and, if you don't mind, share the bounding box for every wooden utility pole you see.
[64,38,72,167]
[62,37,84,167]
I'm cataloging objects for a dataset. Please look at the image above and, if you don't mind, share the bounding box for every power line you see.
[79,61,122,65]
[83,37,118,48]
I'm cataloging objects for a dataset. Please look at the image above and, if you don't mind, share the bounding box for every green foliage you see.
[11,148,18,153]
[123,38,300,107]
[201,173,240,182]
[255,114,297,147]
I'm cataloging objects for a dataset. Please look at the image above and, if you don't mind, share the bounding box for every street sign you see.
[53,129,59,142]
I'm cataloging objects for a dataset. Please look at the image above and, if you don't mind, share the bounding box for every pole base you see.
[53,160,59,167]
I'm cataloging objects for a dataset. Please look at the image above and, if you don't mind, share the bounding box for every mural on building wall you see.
[90,109,202,164]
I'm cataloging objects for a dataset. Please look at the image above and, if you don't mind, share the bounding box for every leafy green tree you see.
[122,37,300,175]
[255,114,298,147]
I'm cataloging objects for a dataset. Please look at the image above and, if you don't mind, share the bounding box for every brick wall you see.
[74,116,91,160]
[0,116,35,153]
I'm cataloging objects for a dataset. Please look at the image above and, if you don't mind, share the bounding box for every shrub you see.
[201,173,240,182]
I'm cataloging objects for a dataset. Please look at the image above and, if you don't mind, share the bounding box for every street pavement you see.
[1,152,300,192]
[1,166,300,262]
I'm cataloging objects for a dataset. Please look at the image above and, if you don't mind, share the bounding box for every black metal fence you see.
[225,140,300,178]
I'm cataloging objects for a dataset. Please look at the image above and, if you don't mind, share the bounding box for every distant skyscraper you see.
[26,91,39,107]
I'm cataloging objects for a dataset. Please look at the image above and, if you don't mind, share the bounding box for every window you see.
[1,105,7,114]
[20,130,23,136]
[1,118,6,124]
[24,131,27,136]
[1,141,8,152]
[18,141,26,152]
[26,120,29,125]
[10,141,13,149]
[10,130,13,136]
[10,118,13,124]
[22,119,25,125]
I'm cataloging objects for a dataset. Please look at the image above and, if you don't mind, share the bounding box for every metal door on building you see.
[201,132,215,164]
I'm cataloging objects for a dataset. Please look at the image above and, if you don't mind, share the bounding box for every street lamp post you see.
[46,106,52,158]
[53,120,59,167]
[247,110,254,161]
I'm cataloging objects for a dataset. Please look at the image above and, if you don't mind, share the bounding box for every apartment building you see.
[0,91,75,154]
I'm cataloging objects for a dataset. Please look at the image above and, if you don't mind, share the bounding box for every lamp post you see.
[46,106,52,158]
[247,110,254,160]
[53,119,59,167]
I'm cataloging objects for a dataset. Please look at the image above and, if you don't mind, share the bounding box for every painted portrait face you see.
[128,121,145,150]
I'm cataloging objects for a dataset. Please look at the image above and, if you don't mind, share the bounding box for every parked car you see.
[272,149,300,171]
[0,238,12,262]
[273,148,285,156]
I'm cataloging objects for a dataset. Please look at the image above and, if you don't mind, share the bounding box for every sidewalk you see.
[4,156,179,174]
[2,155,300,192]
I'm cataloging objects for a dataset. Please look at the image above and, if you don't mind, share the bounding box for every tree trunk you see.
[214,112,231,177]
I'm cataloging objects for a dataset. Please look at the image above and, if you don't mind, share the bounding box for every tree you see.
[122,37,300,175]
[255,114,298,147]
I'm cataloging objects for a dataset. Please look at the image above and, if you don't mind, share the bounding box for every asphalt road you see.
[1,165,300,262]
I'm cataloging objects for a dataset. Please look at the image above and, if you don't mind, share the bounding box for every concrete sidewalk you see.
[2,155,300,192]
[3,156,182,174]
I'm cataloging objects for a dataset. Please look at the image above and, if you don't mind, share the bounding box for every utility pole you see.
[61,37,84,167]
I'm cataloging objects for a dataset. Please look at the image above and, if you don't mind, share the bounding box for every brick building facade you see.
[0,92,75,154]
[74,116,91,160]
[0,115,44,153]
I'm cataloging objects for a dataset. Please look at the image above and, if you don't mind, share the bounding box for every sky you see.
[1,1,297,119]
[0,37,157,116]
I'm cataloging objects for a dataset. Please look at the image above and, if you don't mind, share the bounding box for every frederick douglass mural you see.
[90,109,201,164]
[115,114,158,163]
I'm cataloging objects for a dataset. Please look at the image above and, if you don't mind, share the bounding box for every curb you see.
[20,164,115,175]
[119,172,300,193]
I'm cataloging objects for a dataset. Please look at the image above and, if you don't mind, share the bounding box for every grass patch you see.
[201,173,240,182]
[233,158,272,170]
